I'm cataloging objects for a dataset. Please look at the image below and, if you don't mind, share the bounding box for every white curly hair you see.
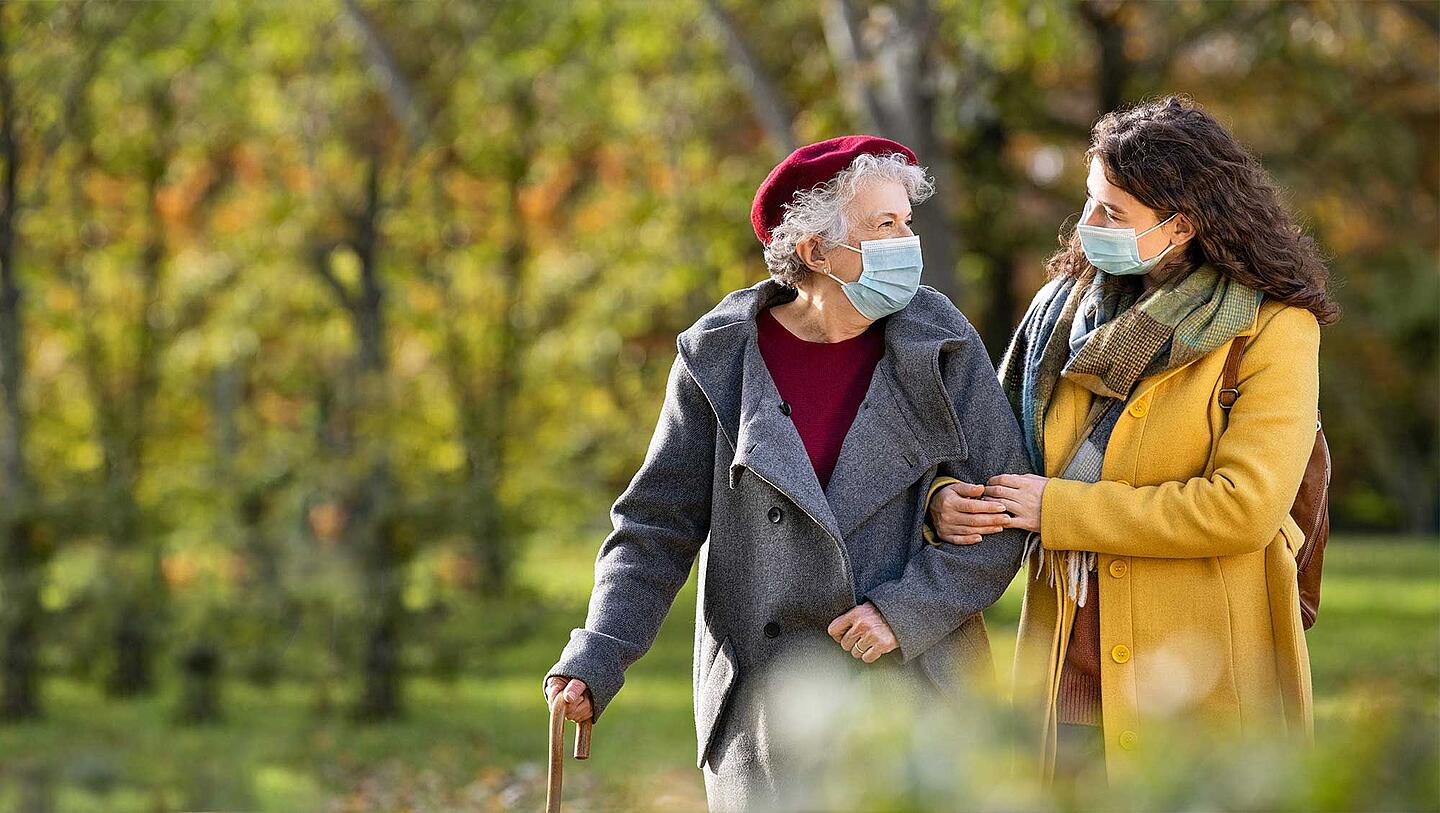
[763,152,935,287]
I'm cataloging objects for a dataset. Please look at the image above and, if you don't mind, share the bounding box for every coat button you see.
[763,621,780,638]
[1129,399,1149,418]
[1119,730,1138,750]
[779,400,792,416]
[1111,644,1132,664]
[1116,479,1131,487]
[1108,560,1129,578]
[767,506,783,523]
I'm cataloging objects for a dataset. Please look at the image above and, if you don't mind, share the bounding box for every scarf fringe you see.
[1023,530,1095,607]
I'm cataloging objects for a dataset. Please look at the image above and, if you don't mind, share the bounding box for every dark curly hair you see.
[1046,95,1339,325]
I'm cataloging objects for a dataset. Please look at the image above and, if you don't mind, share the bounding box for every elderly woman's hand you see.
[983,473,1049,533]
[543,675,594,722]
[928,480,1010,544]
[827,601,898,663]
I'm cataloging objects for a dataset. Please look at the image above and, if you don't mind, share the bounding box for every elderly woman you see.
[542,136,1029,809]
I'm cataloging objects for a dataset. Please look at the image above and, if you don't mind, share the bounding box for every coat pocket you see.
[696,634,739,769]
[1278,513,1306,560]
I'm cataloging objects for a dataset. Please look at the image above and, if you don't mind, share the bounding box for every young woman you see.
[925,95,1337,784]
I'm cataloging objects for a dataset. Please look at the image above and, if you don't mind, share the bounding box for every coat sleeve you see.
[861,318,1032,664]
[542,349,716,723]
[1039,305,1320,559]
[920,278,1059,545]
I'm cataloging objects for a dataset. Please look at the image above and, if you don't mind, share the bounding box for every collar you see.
[677,276,970,454]
[676,276,974,542]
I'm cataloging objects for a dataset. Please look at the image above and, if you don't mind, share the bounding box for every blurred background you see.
[0,0,1433,810]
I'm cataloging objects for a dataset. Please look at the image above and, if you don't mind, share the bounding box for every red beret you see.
[751,135,919,245]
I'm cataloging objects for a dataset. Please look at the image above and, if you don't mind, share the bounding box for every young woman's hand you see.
[928,480,1010,544]
[983,474,1050,533]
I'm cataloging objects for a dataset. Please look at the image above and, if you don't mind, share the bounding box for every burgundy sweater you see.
[756,307,886,490]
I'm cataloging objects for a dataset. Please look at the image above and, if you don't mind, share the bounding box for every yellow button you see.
[1129,400,1149,418]
[1109,560,1129,578]
[1119,730,1138,750]
[1116,479,1131,487]
[1111,644,1132,664]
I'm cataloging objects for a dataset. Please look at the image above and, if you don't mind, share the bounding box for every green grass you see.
[0,536,1434,812]
[507,534,1440,810]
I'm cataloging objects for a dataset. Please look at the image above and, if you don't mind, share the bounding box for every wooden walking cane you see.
[545,692,592,813]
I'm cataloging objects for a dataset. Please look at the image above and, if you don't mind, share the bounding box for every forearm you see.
[1041,307,1320,560]
[863,524,1025,662]
[544,351,715,723]
[545,515,707,720]
[1040,473,1296,558]
[879,315,1032,661]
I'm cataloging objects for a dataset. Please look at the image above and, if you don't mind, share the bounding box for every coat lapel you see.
[681,279,844,543]
[729,329,844,542]
[823,358,926,539]
[824,314,968,539]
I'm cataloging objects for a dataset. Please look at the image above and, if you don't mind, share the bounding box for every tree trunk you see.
[0,519,41,720]
[0,0,42,721]
[1080,0,1130,114]
[343,152,406,721]
[104,97,172,698]
[465,86,536,597]
[176,642,222,724]
[701,0,796,156]
[820,0,963,304]
[226,357,294,690]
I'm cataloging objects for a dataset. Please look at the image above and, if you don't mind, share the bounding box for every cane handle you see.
[546,691,594,812]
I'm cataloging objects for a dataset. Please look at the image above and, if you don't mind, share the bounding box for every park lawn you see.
[0,535,1434,812]
[510,534,1440,810]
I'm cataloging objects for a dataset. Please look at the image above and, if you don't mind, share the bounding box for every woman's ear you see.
[1170,212,1197,248]
[795,235,827,271]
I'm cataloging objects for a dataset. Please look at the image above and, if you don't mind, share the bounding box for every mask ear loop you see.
[1137,210,1181,264]
[817,264,845,287]
[1137,210,1180,238]
[1080,199,1179,238]
[815,239,862,286]
[1144,241,1177,268]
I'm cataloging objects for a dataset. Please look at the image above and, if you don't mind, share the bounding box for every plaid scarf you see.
[996,264,1262,604]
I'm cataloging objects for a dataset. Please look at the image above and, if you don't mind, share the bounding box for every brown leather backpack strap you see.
[1218,335,1249,410]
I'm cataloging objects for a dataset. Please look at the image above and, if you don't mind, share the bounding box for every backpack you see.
[1218,334,1331,630]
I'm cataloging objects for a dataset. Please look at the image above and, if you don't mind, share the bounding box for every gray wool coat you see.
[544,277,1031,810]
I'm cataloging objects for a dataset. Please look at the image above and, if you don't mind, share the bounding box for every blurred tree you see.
[0,0,41,720]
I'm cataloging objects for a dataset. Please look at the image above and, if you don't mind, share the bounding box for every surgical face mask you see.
[819,234,923,320]
[1076,197,1179,276]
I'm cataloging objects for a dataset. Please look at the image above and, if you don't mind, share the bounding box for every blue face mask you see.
[820,234,923,320]
[1076,197,1178,276]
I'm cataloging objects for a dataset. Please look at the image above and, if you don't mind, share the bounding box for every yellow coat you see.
[933,297,1319,781]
